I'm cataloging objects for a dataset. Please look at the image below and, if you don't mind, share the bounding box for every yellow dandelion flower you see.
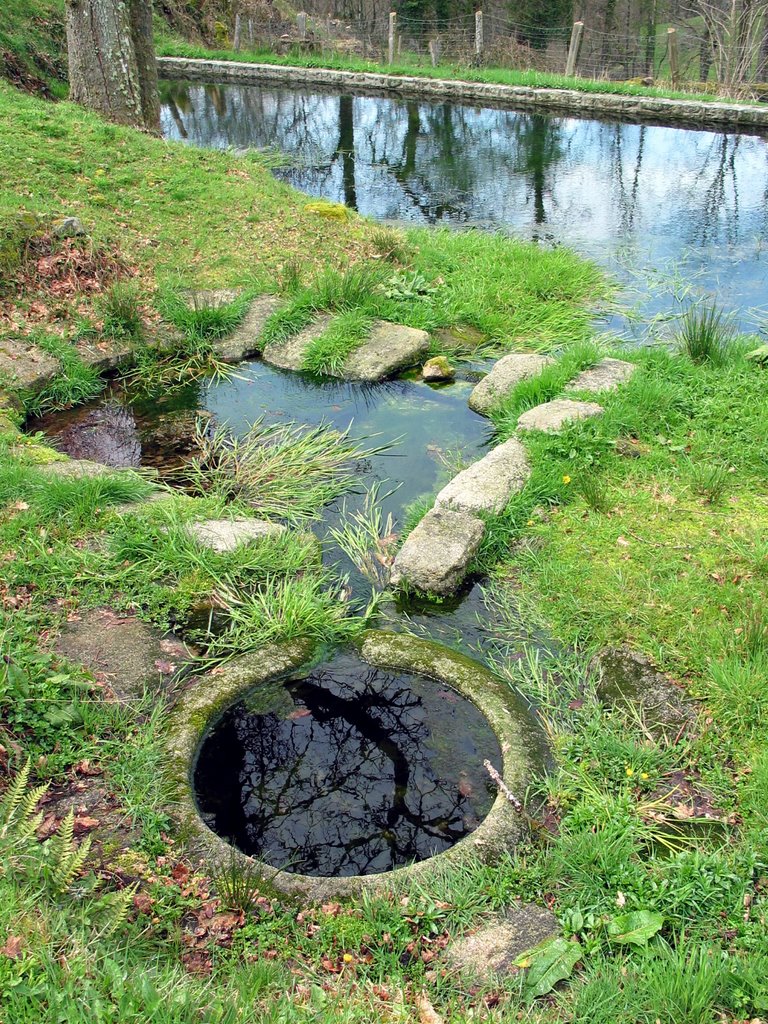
[641,772,649,780]
[625,767,634,777]
[342,953,353,964]
[562,474,572,485]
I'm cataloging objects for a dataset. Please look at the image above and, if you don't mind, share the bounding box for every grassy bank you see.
[1,59,768,1024]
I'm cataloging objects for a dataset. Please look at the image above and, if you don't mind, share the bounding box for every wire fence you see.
[220,3,768,94]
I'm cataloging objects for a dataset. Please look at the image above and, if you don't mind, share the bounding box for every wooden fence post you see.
[428,38,442,67]
[232,12,242,51]
[247,17,254,47]
[565,21,584,78]
[388,12,397,64]
[667,26,680,86]
[297,12,307,41]
[475,10,484,61]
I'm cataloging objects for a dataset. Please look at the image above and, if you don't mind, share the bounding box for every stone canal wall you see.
[157,56,768,134]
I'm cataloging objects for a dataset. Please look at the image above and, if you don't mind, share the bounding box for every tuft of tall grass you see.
[328,484,397,589]
[686,459,729,503]
[185,418,391,523]
[677,304,736,366]
[25,333,105,415]
[302,308,372,376]
[98,280,144,341]
[202,573,366,656]
[369,226,409,263]
[156,288,251,346]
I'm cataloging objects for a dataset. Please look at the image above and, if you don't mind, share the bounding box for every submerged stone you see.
[446,904,559,982]
[468,353,554,416]
[31,400,141,469]
[517,398,603,433]
[390,507,485,596]
[188,517,287,553]
[342,321,430,381]
[568,357,637,393]
[139,409,211,454]
[591,646,697,740]
[435,437,530,515]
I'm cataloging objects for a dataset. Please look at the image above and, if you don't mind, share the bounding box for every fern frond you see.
[93,884,138,939]
[0,759,32,831]
[46,809,92,893]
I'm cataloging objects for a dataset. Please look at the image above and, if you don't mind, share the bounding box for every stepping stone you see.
[37,458,121,478]
[341,321,430,381]
[75,337,135,373]
[390,507,485,596]
[568,357,637,393]
[262,315,332,371]
[517,398,603,433]
[468,353,555,416]
[188,518,287,554]
[446,904,559,983]
[590,646,697,741]
[56,607,193,702]
[435,437,530,515]
[213,295,284,363]
[0,338,59,392]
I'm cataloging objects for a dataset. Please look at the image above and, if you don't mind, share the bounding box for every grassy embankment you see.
[1,57,768,1024]
[155,34,762,106]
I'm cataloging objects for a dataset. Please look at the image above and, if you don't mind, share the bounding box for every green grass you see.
[156,37,758,106]
[0,0,66,97]
[1,29,768,1024]
[302,308,372,376]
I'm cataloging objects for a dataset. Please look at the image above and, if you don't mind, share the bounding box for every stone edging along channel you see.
[157,56,768,134]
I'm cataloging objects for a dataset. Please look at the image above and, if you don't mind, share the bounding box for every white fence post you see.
[565,21,584,78]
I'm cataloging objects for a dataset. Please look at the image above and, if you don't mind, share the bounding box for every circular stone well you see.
[166,632,547,897]
[193,650,502,876]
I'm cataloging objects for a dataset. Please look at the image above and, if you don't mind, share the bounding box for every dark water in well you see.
[159,79,768,331]
[193,651,502,875]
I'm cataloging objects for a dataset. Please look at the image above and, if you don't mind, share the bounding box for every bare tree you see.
[65,0,159,130]
[684,0,768,91]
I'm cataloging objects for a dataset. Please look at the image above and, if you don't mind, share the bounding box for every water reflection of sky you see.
[159,80,768,333]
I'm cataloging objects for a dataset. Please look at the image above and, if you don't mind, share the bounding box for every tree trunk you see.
[65,0,159,131]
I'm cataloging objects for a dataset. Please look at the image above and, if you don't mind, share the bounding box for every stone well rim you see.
[166,630,547,899]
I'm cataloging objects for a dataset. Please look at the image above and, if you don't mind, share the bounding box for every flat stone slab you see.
[0,338,60,392]
[591,646,697,741]
[468,353,555,416]
[37,458,118,478]
[213,295,284,363]
[517,398,603,433]
[341,321,430,381]
[390,507,485,596]
[568,357,637,393]
[262,315,332,371]
[435,437,530,515]
[56,608,193,702]
[75,337,135,373]
[188,517,287,553]
[447,904,559,983]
